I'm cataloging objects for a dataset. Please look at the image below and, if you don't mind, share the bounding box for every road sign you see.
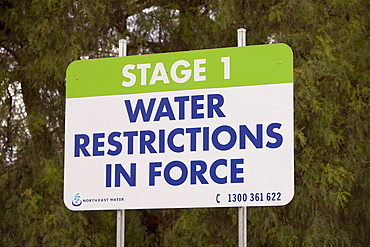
[64,43,294,210]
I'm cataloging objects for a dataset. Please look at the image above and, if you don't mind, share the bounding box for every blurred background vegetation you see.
[1,0,369,246]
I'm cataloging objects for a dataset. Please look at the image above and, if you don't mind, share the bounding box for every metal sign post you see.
[117,38,127,247]
[116,209,125,247]
[237,28,247,247]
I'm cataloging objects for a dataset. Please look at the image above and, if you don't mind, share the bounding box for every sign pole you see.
[116,209,125,247]
[237,28,247,247]
[238,206,247,247]
[117,38,127,247]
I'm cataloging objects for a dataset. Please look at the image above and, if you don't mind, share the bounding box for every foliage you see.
[1,0,369,246]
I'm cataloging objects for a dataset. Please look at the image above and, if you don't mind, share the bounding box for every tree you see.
[1,0,369,246]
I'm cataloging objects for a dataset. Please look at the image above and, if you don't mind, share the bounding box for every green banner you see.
[66,43,292,98]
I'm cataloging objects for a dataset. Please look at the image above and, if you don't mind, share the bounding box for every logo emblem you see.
[72,193,82,207]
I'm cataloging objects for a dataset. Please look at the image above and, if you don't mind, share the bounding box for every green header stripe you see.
[66,43,293,98]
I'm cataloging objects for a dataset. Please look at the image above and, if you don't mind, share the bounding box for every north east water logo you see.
[72,193,82,207]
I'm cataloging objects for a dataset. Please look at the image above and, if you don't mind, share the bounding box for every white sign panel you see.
[64,44,294,210]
